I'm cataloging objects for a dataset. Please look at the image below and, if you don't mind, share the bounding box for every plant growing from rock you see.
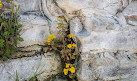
[0,0,23,60]
[46,16,80,81]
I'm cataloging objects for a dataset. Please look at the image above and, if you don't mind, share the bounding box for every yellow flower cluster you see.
[64,68,68,75]
[63,63,76,75]
[0,1,2,8]
[67,43,76,49]
[68,33,73,38]
[47,37,51,43]
[47,34,56,43]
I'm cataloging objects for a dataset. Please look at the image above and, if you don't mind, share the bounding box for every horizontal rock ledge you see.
[0,52,61,81]
[78,29,137,52]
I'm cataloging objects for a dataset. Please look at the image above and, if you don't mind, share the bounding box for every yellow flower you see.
[68,33,73,38]
[69,67,75,74]
[72,43,76,47]
[50,34,56,39]
[67,44,72,48]
[47,37,51,43]
[63,68,68,75]
[0,1,2,8]
[65,63,70,68]
[57,23,63,29]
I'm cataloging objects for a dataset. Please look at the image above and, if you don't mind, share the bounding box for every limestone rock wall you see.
[51,0,137,81]
[0,53,61,81]
[1,0,137,81]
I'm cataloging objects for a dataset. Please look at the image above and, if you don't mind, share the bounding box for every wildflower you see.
[57,23,63,29]
[69,66,75,74]
[50,34,56,39]
[63,68,68,75]
[0,1,2,8]
[47,37,51,43]
[68,33,73,38]
[65,63,70,68]
[67,44,72,48]
[72,43,76,47]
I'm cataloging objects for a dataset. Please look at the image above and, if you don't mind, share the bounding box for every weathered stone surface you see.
[123,1,137,16]
[17,14,50,47]
[78,30,137,52]
[77,51,137,81]
[11,51,36,58]
[66,1,137,53]
[70,17,83,35]
[1,0,137,81]
[55,1,137,81]
[56,0,122,18]
[42,0,63,21]
[18,45,42,52]
[37,52,61,81]
[0,53,61,81]
[14,0,40,12]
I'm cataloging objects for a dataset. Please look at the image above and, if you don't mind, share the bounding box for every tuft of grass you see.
[0,1,23,61]
[15,70,19,81]
[119,72,121,81]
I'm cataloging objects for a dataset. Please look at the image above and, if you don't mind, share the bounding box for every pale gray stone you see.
[0,53,61,81]
[70,17,83,35]
[123,1,137,16]
[78,30,137,52]
[104,52,115,60]
[14,0,40,12]
[56,0,122,16]
[128,18,137,25]
[17,14,50,47]
[77,51,137,81]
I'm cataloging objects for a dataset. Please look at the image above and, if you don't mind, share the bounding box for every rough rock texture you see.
[1,0,137,81]
[0,52,61,81]
[14,0,40,12]
[18,14,49,47]
[53,0,137,81]
[77,51,137,81]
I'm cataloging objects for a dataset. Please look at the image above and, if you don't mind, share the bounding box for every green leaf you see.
[69,74,73,79]
[2,31,9,37]
[18,37,24,41]
[17,24,22,28]
[70,55,75,59]
[5,49,11,57]
[0,39,4,43]
[7,41,11,44]
[2,55,8,61]
[6,0,11,3]
[29,76,37,81]
[0,39,4,48]
[16,70,19,81]
[51,41,54,45]
[0,17,2,23]
[16,4,21,16]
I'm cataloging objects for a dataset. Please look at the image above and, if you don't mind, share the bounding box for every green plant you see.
[119,72,121,81]
[0,1,23,60]
[46,16,80,81]
[15,70,19,81]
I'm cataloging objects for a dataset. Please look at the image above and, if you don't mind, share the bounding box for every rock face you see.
[53,0,137,81]
[0,52,61,81]
[18,14,49,47]
[77,51,137,81]
[1,0,137,81]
